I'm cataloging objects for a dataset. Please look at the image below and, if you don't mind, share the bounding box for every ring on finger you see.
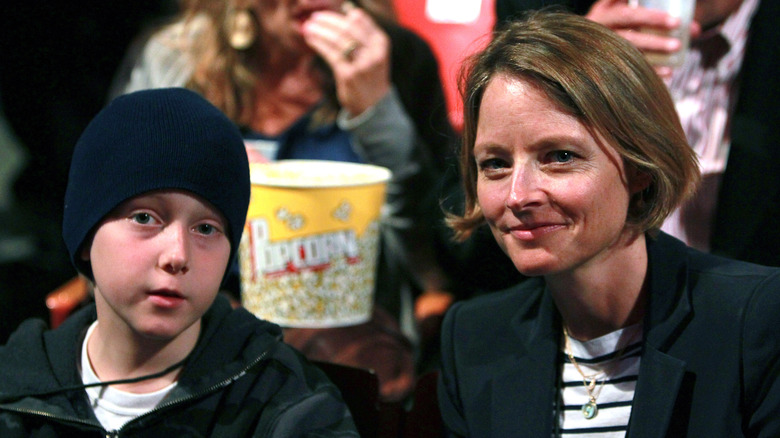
[342,40,360,61]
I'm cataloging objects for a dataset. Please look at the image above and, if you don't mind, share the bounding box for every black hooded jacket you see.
[0,294,359,437]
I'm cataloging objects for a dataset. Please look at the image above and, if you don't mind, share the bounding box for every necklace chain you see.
[562,325,637,420]
[563,327,604,419]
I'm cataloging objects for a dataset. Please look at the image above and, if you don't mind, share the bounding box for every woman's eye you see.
[131,212,153,224]
[479,158,507,170]
[549,150,575,163]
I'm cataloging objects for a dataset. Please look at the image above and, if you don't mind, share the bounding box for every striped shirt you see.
[660,0,760,251]
[556,324,643,437]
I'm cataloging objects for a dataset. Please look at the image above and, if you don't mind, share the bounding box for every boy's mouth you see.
[147,289,185,307]
[149,288,183,297]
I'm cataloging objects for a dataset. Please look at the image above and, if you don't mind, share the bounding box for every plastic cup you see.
[630,0,696,67]
[239,160,391,328]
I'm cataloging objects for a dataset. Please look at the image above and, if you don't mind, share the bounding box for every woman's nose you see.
[505,166,544,210]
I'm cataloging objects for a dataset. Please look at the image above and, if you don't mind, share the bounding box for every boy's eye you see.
[195,224,218,235]
[132,213,153,224]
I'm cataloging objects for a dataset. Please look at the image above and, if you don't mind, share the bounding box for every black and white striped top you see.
[556,324,643,437]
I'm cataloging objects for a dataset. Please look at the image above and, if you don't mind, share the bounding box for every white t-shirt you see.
[80,321,177,432]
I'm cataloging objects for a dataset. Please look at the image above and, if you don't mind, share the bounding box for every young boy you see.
[0,88,359,436]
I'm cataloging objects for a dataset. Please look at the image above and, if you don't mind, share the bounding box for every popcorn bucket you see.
[239,160,391,327]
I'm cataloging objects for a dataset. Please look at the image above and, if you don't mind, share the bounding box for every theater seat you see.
[314,360,444,438]
[46,275,89,329]
[313,360,382,437]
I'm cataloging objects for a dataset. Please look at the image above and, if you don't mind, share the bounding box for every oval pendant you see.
[581,401,598,419]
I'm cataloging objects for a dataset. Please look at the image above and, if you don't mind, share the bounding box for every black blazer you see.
[494,0,780,268]
[438,232,780,437]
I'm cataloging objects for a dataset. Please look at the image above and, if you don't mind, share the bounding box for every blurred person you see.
[438,11,780,437]
[358,0,397,21]
[113,0,454,303]
[495,0,780,267]
[112,0,457,400]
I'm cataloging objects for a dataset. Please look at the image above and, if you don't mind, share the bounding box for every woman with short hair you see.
[438,10,780,437]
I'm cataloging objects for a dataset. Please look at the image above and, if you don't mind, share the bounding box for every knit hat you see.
[63,88,250,282]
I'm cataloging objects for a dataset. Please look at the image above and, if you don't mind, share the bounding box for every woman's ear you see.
[628,167,652,195]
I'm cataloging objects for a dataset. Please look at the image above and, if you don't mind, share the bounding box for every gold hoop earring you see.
[227,9,256,50]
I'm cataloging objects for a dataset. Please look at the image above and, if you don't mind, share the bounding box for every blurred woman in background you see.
[113,0,456,402]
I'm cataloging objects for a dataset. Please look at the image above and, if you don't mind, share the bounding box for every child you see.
[0,88,358,436]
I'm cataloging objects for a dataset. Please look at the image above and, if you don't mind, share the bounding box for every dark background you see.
[0,0,178,342]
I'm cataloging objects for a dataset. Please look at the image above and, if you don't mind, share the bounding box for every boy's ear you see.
[80,242,91,261]
[79,229,97,261]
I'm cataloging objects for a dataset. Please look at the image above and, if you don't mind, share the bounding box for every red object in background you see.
[46,276,89,329]
[393,0,495,132]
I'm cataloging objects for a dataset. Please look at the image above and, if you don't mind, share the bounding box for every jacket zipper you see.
[117,347,273,434]
[2,347,272,436]
[0,406,103,432]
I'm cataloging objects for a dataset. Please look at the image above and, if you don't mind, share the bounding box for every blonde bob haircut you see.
[448,10,700,241]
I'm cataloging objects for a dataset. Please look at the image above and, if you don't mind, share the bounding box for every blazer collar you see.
[643,232,693,351]
[504,232,695,353]
[628,232,693,438]
[490,233,696,437]
[510,277,560,351]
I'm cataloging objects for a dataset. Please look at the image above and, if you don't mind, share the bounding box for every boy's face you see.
[83,190,231,341]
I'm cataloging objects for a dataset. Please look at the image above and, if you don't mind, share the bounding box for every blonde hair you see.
[171,0,382,127]
[169,0,255,125]
[448,10,700,241]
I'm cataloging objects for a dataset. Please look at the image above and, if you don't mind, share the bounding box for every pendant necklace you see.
[563,326,606,420]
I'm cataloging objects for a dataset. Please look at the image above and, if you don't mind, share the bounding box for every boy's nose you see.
[159,224,189,274]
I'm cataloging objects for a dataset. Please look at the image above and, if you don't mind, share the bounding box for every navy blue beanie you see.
[63,88,250,282]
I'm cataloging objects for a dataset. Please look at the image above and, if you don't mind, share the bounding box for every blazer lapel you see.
[627,345,686,438]
[644,233,693,350]
[485,234,696,437]
[628,233,694,437]
[491,283,561,437]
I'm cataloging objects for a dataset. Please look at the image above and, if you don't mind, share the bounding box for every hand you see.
[586,0,701,77]
[302,3,391,117]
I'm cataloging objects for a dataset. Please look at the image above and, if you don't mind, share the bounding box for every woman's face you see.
[254,0,343,52]
[474,74,643,277]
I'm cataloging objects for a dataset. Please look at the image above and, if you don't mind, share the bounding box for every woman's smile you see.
[506,222,568,241]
